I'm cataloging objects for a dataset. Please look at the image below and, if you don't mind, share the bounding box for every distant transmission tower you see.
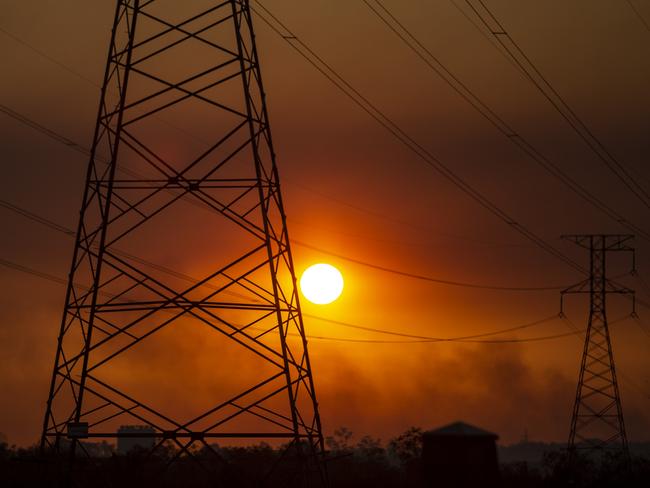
[41,1,326,484]
[561,235,634,457]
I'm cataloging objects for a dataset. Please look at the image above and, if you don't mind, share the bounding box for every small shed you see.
[421,421,499,487]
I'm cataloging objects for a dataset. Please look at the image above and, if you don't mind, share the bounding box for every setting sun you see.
[299,263,344,305]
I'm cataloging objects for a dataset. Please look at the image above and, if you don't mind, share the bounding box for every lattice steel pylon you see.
[561,234,634,457]
[40,1,326,484]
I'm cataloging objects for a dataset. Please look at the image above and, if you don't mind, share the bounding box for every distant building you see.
[117,425,156,454]
[421,421,499,488]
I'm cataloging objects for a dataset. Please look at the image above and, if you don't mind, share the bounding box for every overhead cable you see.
[361,0,650,242]
[252,0,585,274]
[464,0,650,210]
[0,256,579,345]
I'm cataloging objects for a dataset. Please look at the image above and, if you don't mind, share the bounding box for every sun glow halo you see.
[299,264,344,305]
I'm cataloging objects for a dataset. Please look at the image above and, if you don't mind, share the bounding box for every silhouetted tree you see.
[325,426,354,455]
[355,435,384,463]
[387,426,422,466]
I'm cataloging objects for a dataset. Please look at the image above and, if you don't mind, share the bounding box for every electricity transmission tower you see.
[41,1,326,484]
[561,235,634,457]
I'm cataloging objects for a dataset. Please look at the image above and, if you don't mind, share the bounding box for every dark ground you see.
[1,428,648,487]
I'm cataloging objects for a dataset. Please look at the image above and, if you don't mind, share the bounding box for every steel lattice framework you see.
[41,0,326,483]
[561,234,634,456]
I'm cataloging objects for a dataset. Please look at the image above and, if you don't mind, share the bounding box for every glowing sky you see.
[1,0,649,447]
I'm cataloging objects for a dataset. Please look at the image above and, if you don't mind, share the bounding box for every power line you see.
[0,26,530,252]
[0,256,579,345]
[446,0,529,77]
[633,270,650,301]
[7,195,573,367]
[2,6,609,322]
[288,213,528,249]
[1,5,641,277]
[295,240,562,291]
[0,8,642,267]
[2,241,640,350]
[0,104,92,158]
[464,0,650,210]
[307,330,580,344]
[360,0,650,242]
[1,191,560,313]
[251,1,585,274]
[0,104,143,180]
[0,197,260,303]
[0,26,233,168]
[632,315,650,340]
[627,272,650,338]
[0,108,566,292]
[0,26,100,87]
[625,0,650,32]
[0,258,68,286]
[2,5,647,406]
[0,199,74,236]
[2,15,582,273]
[0,97,547,261]
[305,314,561,341]
[286,179,531,248]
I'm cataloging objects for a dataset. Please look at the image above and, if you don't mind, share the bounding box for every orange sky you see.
[1,0,649,447]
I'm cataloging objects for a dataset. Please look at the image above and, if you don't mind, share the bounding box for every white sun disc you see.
[299,263,344,305]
